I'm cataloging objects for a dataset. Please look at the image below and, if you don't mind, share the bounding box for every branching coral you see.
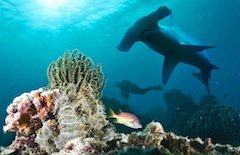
[47,49,105,99]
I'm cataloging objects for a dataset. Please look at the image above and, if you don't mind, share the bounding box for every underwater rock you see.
[106,146,171,155]
[52,137,105,155]
[2,120,240,154]
[164,89,197,113]
[199,94,219,106]
[0,146,16,154]
[163,89,197,134]
[185,103,240,145]
[103,121,240,155]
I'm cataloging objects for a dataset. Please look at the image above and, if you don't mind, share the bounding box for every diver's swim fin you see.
[150,85,164,91]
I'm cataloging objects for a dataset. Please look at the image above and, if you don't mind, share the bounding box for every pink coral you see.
[3,88,59,135]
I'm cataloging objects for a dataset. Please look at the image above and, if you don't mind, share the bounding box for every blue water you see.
[0,0,240,146]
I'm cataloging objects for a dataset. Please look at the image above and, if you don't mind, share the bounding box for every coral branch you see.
[47,49,105,99]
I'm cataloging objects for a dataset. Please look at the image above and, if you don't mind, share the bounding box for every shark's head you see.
[117,26,138,51]
[117,6,172,52]
[155,6,172,19]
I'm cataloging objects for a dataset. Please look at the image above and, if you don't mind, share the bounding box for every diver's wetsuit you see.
[116,80,163,100]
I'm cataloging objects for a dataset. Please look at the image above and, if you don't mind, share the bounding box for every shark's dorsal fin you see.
[179,45,215,52]
[162,57,179,84]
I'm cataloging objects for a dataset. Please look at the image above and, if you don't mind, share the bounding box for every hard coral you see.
[52,137,104,155]
[3,50,112,154]
[3,88,59,136]
[105,122,240,155]
[186,103,240,145]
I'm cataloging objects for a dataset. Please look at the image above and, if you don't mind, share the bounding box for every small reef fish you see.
[108,108,142,129]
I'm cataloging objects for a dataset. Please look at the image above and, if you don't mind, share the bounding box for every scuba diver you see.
[116,80,163,100]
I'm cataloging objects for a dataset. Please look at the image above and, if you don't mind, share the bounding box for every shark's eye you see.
[162,6,167,10]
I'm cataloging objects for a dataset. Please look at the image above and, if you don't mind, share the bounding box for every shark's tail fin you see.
[198,64,219,94]
[201,64,219,80]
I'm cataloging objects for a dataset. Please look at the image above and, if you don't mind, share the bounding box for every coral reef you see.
[2,50,111,154]
[52,137,105,155]
[103,122,240,155]
[185,102,240,145]
[47,49,105,99]
[2,50,240,154]
[92,122,240,154]
[2,88,59,154]
[164,90,240,146]
[199,94,219,107]
[3,88,59,135]
[163,89,197,134]
[2,120,240,154]
[35,83,108,153]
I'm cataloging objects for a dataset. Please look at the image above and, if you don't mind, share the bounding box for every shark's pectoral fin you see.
[162,57,179,84]
[179,45,215,52]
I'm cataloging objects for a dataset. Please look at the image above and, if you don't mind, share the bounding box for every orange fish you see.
[108,108,142,129]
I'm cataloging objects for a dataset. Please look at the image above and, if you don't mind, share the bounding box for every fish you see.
[107,108,142,129]
[117,6,219,93]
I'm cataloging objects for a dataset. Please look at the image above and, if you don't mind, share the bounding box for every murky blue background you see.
[0,0,240,146]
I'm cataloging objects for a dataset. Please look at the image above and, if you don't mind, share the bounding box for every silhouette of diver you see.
[116,80,163,100]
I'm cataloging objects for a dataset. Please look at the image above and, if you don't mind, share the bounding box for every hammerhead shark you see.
[117,6,219,93]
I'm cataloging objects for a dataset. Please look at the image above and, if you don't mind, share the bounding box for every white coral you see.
[52,83,107,150]
[35,120,58,154]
